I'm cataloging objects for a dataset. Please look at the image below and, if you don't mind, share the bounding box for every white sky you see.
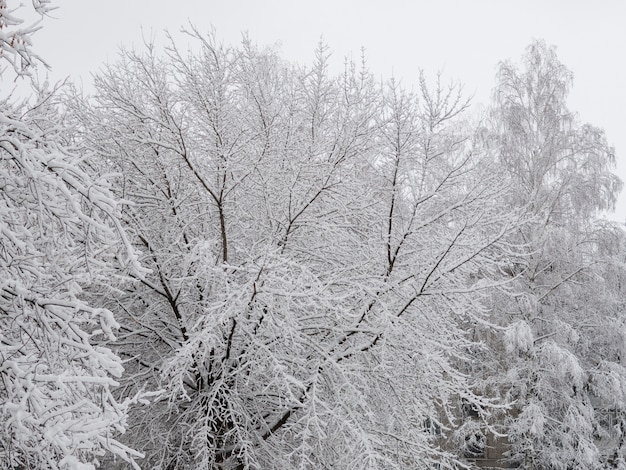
[21,0,626,221]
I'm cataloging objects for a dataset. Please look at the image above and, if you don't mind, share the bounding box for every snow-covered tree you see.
[0,0,53,78]
[483,40,625,469]
[74,30,520,469]
[0,2,144,468]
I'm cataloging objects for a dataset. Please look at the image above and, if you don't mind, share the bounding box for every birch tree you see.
[485,40,625,469]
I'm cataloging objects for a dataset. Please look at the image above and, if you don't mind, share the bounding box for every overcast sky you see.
[23,0,626,220]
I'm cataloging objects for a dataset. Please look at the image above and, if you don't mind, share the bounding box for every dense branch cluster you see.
[0,43,145,470]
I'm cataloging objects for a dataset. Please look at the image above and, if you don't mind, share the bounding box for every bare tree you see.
[75,30,520,469]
